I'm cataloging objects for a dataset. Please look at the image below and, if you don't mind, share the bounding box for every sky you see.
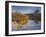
[12,6,41,14]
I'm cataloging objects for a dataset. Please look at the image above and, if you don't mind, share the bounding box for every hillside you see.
[12,11,41,21]
[24,13,41,21]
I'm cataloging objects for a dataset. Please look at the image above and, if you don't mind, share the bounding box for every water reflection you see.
[34,20,39,24]
[12,20,41,31]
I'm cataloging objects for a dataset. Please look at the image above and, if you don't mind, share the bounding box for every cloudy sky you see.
[12,6,41,14]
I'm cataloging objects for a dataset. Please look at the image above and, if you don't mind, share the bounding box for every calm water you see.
[12,20,41,31]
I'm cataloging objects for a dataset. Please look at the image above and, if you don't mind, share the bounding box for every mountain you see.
[24,13,41,21]
[12,11,41,21]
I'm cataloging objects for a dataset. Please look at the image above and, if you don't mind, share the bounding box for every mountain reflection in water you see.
[12,20,41,31]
